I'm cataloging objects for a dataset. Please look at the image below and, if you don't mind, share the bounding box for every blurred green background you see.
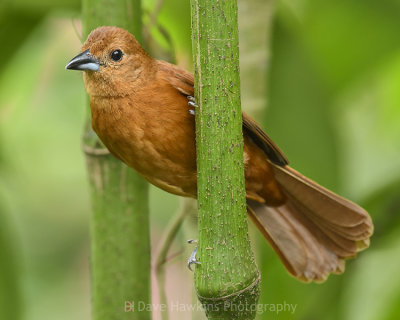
[1,0,400,319]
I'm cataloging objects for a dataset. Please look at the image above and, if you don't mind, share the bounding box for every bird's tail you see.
[247,165,373,283]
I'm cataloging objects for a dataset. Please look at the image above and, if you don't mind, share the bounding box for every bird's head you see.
[66,26,154,97]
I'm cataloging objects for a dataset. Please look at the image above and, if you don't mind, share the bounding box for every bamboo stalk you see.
[81,1,151,319]
[190,0,261,319]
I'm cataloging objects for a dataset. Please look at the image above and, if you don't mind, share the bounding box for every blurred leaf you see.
[4,0,79,14]
[279,0,400,92]
[0,204,23,320]
[335,51,400,199]
[157,0,191,64]
[0,17,91,320]
[342,230,400,320]
[362,180,400,241]
[264,16,339,190]
[238,0,275,114]
[0,9,43,73]
[142,0,191,66]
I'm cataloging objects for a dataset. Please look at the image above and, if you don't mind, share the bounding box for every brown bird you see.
[66,26,373,282]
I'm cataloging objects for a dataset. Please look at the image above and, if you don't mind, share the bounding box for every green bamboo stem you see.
[190,0,261,319]
[83,0,143,44]
[81,1,151,319]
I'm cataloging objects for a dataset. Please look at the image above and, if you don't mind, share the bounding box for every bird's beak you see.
[65,49,100,71]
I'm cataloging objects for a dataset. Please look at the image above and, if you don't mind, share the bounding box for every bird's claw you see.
[188,100,197,108]
[187,96,198,115]
[187,239,200,271]
[187,246,201,271]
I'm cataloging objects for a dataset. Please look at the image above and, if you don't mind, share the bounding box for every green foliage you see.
[0,18,91,320]
[0,204,23,320]
[257,1,400,319]
[265,17,339,190]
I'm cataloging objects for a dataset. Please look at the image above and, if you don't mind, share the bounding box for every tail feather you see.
[273,165,372,228]
[286,190,371,243]
[248,201,345,282]
[247,165,373,283]
[283,191,361,254]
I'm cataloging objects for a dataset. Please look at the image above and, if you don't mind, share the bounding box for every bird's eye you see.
[110,49,123,62]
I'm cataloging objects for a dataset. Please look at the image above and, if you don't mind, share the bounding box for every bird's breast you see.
[90,93,198,197]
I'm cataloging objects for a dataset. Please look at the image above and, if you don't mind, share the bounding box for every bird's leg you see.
[187,239,201,271]
[187,96,198,115]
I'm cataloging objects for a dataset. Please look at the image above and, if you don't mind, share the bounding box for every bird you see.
[66,26,373,282]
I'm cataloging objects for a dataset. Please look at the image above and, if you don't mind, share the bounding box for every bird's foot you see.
[187,96,198,115]
[187,239,200,271]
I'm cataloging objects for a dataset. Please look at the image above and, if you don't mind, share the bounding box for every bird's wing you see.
[157,60,195,96]
[158,60,288,166]
[242,113,289,166]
